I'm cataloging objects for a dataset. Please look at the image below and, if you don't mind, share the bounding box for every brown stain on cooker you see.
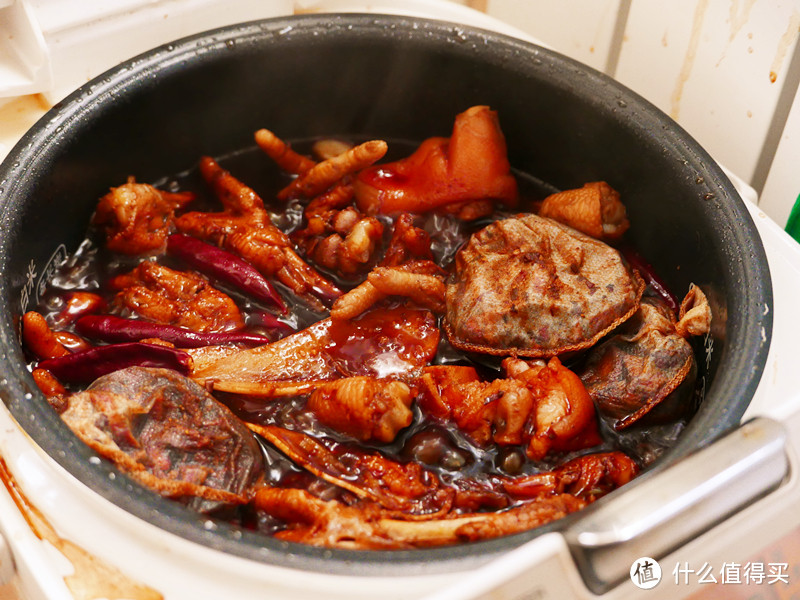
[728,0,757,42]
[465,0,489,12]
[714,0,756,67]
[769,9,800,84]
[0,94,50,151]
[0,455,163,600]
[670,0,710,121]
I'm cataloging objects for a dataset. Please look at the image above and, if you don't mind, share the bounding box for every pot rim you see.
[0,13,773,576]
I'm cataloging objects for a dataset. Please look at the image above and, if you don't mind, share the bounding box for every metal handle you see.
[563,417,789,595]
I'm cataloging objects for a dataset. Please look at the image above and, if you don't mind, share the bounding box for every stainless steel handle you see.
[563,417,789,594]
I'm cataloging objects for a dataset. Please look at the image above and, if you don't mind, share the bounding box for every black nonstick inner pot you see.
[0,14,772,576]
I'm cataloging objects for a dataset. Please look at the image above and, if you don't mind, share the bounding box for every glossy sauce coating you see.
[24,134,700,547]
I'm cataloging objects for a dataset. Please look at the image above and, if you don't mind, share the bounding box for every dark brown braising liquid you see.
[29,139,699,534]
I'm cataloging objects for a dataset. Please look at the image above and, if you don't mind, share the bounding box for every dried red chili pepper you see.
[167,233,287,313]
[76,315,272,348]
[621,247,679,314]
[37,342,192,384]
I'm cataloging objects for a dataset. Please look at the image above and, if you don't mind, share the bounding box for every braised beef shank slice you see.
[445,214,644,357]
[61,367,264,512]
